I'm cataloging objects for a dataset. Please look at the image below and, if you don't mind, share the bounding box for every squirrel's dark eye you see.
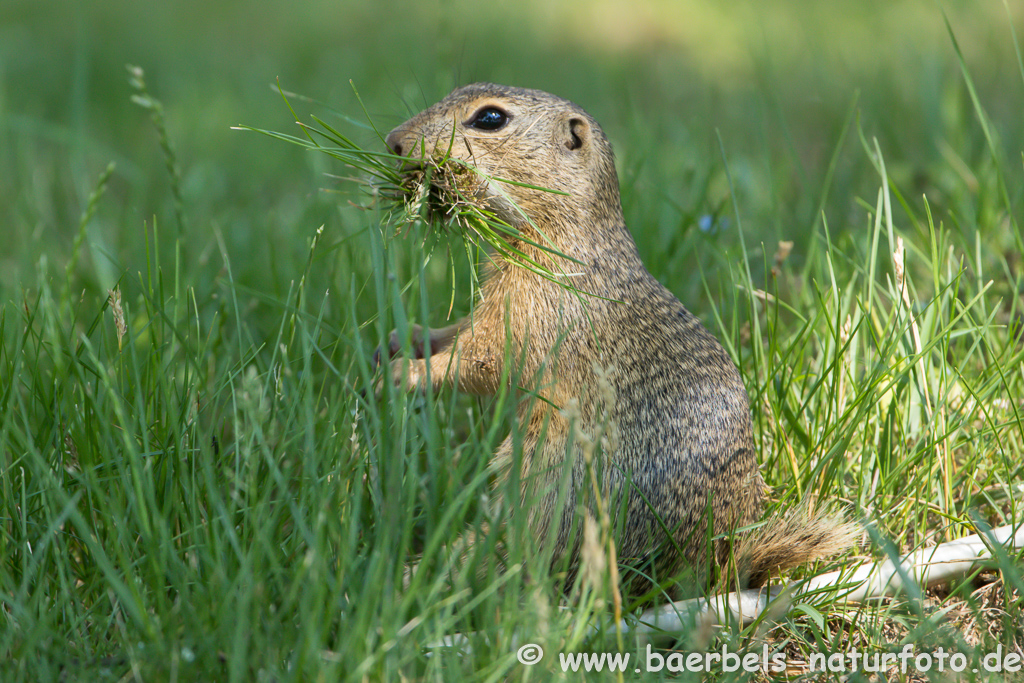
[467,107,509,131]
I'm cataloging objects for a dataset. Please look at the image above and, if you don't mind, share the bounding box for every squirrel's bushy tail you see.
[735,509,860,587]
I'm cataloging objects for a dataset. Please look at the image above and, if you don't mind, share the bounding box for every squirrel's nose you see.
[385,128,408,158]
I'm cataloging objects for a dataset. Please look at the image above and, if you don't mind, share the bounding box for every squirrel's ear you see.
[559,116,590,152]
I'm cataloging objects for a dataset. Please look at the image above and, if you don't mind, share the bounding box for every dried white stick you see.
[628,524,1024,636]
[425,524,1023,653]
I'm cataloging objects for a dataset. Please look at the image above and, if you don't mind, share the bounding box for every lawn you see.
[1,0,1023,680]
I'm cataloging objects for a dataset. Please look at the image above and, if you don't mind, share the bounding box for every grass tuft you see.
[236,83,586,299]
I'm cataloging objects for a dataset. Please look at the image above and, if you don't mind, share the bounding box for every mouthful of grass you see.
[235,83,582,288]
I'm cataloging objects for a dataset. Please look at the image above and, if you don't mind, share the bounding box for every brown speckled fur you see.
[384,83,856,592]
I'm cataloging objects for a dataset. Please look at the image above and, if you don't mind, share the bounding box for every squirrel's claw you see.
[372,325,429,370]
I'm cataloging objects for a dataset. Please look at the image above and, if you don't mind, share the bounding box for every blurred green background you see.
[1,0,1021,325]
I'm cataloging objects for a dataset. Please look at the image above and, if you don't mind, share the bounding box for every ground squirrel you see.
[382,83,856,592]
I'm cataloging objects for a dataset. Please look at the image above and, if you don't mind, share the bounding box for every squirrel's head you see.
[386,83,624,239]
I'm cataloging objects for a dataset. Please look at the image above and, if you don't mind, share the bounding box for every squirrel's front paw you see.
[391,356,427,390]
[373,356,427,398]
[372,325,429,370]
